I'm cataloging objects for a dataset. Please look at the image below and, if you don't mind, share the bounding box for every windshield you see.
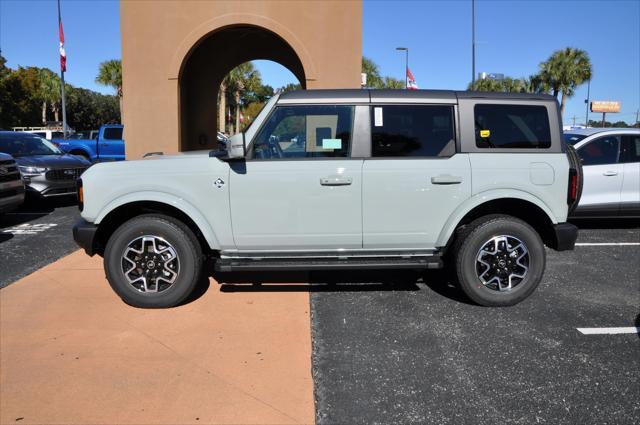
[0,134,63,157]
[564,133,588,145]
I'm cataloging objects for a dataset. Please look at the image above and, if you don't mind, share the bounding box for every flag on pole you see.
[407,67,418,90]
[59,21,66,72]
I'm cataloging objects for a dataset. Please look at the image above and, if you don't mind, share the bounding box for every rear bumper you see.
[552,222,578,251]
[73,219,98,256]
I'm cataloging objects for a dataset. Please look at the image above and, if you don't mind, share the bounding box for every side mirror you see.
[210,133,246,159]
[226,133,246,159]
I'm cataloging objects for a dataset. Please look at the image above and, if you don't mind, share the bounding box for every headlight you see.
[18,166,47,176]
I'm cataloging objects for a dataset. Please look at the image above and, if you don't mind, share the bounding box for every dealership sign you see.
[590,101,621,113]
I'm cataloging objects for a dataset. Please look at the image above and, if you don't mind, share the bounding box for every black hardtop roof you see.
[279,89,556,102]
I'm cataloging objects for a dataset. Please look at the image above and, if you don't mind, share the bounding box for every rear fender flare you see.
[436,189,558,248]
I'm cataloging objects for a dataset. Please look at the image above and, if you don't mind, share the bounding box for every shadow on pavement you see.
[0,232,13,244]
[570,218,640,229]
[212,268,476,302]
[0,195,78,229]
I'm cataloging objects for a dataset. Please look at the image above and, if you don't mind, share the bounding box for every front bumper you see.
[73,219,98,256]
[552,222,578,251]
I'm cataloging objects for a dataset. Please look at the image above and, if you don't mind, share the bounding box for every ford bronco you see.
[73,89,581,308]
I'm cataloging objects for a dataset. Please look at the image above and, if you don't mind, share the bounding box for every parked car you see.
[53,124,124,162]
[0,152,25,213]
[73,89,581,308]
[0,131,90,198]
[564,128,640,218]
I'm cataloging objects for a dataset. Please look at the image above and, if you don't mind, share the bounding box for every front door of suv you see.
[576,134,623,216]
[229,104,363,250]
[362,104,471,249]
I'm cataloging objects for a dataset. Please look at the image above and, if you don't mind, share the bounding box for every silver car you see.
[0,152,25,213]
[565,128,640,218]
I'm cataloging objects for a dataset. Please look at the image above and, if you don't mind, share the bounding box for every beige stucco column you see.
[121,0,362,159]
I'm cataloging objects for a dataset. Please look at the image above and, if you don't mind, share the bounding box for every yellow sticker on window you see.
[480,130,491,138]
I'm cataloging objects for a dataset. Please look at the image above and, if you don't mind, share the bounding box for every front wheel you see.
[104,214,203,308]
[453,215,545,307]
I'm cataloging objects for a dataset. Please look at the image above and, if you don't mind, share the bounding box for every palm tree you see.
[362,56,383,88]
[538,48,592,115]
[37,69,60,124]
[221,63,261,134]
[96,59,123,120]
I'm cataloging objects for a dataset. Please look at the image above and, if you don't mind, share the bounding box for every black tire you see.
[452,214,545,307]
[104,214,203,308]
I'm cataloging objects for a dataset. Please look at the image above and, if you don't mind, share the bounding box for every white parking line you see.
[575,242,640,246]
[577,327,640,335]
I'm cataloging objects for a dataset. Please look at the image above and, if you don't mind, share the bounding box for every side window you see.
[621,134,640,163]
[578,135,620,166]
[371,105,455,157]
[474,104,551,149]
[103,127,123,140]
[252,105,353,159]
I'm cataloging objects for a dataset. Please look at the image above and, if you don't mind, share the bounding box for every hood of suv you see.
[143,150,212,160]
[15,154,90,168]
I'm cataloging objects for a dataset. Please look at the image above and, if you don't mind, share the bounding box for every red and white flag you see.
[59,20,67,72]
[407,67,418,90]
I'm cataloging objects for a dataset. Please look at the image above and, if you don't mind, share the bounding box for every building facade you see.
[120,0,362,158]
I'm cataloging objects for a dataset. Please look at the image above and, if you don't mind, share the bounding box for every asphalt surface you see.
[0,196,81,288]
[311,220,640,425]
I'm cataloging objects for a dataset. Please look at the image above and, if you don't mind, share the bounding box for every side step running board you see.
[214,256,443,272]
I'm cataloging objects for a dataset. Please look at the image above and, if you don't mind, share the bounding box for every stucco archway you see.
[178,24,308,151]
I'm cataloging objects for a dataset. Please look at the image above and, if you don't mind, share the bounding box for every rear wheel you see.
[452,215,545,306]
[104,214,203,308]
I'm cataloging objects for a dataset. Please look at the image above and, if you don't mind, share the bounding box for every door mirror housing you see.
[210,133,246,160]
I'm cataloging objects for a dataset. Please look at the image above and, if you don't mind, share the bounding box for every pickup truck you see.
[54,124,124,162]
[73,89,582,308]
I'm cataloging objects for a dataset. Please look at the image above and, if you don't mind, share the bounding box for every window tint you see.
[621,134,640,163]
[564,133,587,145]
[475,104,551,148]
[371,105,454,157]
[103,127,123,140]
[252,105,353,159]
[578,135,620,166]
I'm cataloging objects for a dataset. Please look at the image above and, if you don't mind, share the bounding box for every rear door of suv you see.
[362,96,471,249]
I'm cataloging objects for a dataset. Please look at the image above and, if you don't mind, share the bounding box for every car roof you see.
[0,131,44,139]
[278,89,556,102]
[563,127,640,136]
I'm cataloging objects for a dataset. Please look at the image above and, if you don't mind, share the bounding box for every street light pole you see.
[584,79,591,127]
[396,47,408,89]
[472,0,476,86]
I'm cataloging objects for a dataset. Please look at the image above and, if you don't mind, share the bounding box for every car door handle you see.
[603,171,618,176]
[320,176,352,186]
[431,175,463,185]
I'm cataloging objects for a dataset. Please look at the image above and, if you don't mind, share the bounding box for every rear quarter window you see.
[474,104,551,149]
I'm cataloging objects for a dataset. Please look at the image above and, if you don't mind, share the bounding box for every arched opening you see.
[179,25,306,151]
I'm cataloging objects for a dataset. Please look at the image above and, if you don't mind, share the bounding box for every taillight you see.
[568,169,578,204]
[77,179,84,211]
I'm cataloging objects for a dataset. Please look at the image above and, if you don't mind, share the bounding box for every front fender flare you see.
[436,189,558,248]
[95,191,220,250]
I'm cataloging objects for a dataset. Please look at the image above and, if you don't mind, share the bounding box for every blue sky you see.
[1,0,639,125]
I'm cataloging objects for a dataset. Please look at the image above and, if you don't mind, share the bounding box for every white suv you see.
[73,89,581,308]
[565,128,640,218]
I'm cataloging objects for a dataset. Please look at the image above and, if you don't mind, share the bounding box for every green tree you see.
[362,56,383,88]
[538,48,592,116]
[95,59,123,121]
[277,82,302,93]
[219,62,262,133]
[38,68,61,123]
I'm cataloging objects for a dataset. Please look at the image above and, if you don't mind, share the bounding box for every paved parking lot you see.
[0,202,638,424]
[311,222,640,424]
[0,197,80,288]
